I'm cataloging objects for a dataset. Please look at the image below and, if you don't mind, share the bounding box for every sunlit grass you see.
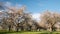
[0,31,60,34]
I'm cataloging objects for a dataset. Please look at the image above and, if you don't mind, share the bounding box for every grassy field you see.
[0,31,60,34]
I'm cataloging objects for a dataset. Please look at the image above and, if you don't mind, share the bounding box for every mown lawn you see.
[0,31,60,34]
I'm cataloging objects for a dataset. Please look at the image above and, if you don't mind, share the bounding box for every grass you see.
[0,31,60,34]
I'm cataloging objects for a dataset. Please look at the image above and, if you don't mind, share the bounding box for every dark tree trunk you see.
[16,24,19,32]
[9,25,11,31]
[21,26,24,31]
[16,27,19,32]
[49,24,54,32]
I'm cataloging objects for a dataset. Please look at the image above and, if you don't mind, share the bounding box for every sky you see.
[0,0,60,20]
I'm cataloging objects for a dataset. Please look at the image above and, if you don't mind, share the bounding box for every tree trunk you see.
[49,27,52,32]
[16,23,20,32]
[49,24,53,32]
[16,27,19,32]
[9,25,11,31]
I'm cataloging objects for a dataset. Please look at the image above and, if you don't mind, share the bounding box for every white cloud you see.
[15,4,22,9]
[32,13,41,21]
[4,2,22,9]
[4,2,12,7]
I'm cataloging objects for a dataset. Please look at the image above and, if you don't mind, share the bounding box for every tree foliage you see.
[40,11,60,32]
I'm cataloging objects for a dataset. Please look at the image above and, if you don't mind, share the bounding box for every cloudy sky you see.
[0,0,60,20]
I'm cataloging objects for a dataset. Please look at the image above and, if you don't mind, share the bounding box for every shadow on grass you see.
[0,31,24,34]
[39,33,52,34]
[0,31,60,34]
[38,32,60,34]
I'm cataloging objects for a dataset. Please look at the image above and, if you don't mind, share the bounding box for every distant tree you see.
[40,11,60,32]
[19,13,32,31]
[1,5,25,31]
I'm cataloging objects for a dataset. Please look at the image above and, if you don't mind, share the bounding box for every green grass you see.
[0,31,60,34]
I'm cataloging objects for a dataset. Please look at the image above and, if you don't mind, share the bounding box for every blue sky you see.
[0,0,60,13]
[0,0,60,20]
